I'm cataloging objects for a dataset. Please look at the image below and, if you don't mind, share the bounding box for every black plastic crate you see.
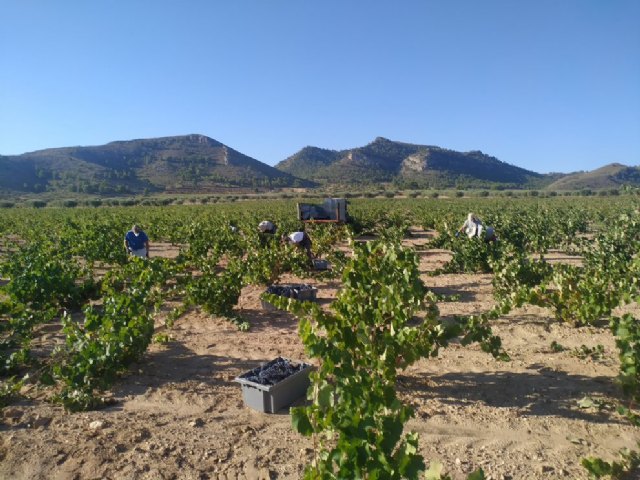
[261,284,318,310]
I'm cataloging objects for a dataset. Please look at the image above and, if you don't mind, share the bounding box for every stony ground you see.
[1,231,637,479]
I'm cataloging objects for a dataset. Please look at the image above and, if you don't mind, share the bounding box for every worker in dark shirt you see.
[124,224,150,258]
[283,230,313,263]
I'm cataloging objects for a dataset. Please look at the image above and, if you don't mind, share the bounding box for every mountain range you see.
[0,134,637,194]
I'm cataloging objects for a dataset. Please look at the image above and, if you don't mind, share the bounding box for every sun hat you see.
[289,232,304,243]
[258,220,274,232]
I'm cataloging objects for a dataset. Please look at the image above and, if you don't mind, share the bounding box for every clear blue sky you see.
[1,1,638,174]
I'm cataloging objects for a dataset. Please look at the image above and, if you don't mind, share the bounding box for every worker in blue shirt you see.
[124,224,150,258]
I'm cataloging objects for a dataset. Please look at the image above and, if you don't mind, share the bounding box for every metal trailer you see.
[296,197,348,224]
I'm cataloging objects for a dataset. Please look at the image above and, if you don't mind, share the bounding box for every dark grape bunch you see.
[242,357,308,386]
[265,284,314,298]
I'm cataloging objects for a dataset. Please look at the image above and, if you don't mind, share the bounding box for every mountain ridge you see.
[545,163,640,190]
[0,134,310,194]
[1,134,638,194]
[277,136,546,189]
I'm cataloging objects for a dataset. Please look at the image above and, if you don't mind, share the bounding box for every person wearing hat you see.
[124,224,150,258]
[283,229,313,263]
[258,220,277,246]
[456,213,496,242]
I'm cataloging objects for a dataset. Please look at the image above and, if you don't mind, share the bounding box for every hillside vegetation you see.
[277,137,550,189]
[546,163,640,191]
[0,135,309,194]
[2,134,638,195]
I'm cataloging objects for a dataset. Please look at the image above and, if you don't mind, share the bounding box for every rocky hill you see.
[276,137,548,189]
[0,134,309,194]
[545,163,640,191]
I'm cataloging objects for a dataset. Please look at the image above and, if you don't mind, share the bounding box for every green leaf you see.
[425,460,444,480]
[291,407,314,436]
[317,384,333,409]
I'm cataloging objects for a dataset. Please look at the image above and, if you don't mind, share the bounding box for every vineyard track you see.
[1,228,637,479]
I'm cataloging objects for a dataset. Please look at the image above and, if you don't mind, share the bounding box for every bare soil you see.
[1,231,637,480]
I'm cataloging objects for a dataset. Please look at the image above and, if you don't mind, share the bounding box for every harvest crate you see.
[312,259,330,270]
[235,357,313,413]
[261,284,318,311]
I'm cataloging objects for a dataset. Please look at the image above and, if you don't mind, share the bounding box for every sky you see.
[1,1,638,174]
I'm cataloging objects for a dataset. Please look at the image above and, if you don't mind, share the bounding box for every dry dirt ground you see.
[1,231,638,480]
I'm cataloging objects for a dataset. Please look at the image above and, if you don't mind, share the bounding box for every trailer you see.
[297,198,348,224]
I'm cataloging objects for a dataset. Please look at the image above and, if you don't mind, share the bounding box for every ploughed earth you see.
[1,230,637,479]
